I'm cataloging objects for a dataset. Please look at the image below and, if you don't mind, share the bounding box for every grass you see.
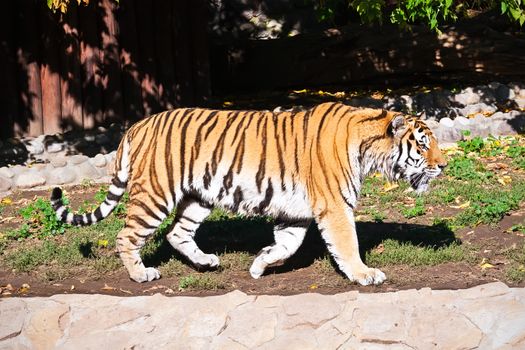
[505,243,525,283]
[178,273,226,291]
[365,239,467,267]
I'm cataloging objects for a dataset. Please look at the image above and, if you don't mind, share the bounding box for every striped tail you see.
[50,138,130,226]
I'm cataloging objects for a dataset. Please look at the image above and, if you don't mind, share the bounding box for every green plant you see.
[13,198,69,239]
[445,155,491,181]
[458,136,485,154]
[401,197,426,219]
[178,273,225,291]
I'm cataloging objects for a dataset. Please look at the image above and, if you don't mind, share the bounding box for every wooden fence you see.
[0,0,210,139]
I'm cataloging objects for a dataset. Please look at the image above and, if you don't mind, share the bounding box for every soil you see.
[1,180,524,298]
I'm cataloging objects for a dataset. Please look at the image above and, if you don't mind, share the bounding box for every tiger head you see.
[389,114,447,194]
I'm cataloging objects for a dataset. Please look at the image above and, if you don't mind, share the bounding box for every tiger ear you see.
[389,114,406,137]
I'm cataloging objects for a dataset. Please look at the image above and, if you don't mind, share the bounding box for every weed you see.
[220,252,252,271]
[159,258,186,277]
[12,198,69,239]
[178,273,225,291]
[401,198,425,219]
[445,155,491,181]
[505,243,525,283]
[366,239,465,267]
[458,135,484,154]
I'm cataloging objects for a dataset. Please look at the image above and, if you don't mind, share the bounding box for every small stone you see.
[515,98,525,109]
[0,167,15,178]
[50,157,67,168]
[454,87,480,106]
[458,103,496,117]
[15,172,46,188]
[47,167,77,185]
[424,119,439,131]
[519,89,525,98]
[69,155,89,165]
[454,116,471,128]
[0,175,12,191]
[46,142,65,153]
[92,154,107,168]
[84,134,95,142]
[439,117,454,128]
[26,139,45,155]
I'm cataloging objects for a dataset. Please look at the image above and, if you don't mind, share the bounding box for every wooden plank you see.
[60,1,83,131]
[16,0,44,137]
[135,0,160,116]
[172,0,194,105]
[116,0,143,123]
[0,1,18,139]
[78,0,103,129]
[189,0,211,104]
[39,3,62,135]
[154,0,177,110]
[98,0,123,123]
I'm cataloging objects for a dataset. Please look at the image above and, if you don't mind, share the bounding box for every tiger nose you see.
[438,161,447,170]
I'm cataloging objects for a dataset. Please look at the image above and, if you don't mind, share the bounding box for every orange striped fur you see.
[51,102,446,285]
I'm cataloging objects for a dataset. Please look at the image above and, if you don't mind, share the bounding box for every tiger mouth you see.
[410,173,430,194]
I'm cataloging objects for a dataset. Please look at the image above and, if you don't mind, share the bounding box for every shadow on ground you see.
[142,217,458,275]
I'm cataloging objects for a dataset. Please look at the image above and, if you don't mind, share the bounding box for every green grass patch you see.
[366,239,466,267]
[401,197,426,219]
[505,243,525,283]
[178,273,225,291]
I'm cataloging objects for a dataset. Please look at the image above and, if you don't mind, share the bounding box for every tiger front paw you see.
[352,267,386,286]
[129,267,161,283]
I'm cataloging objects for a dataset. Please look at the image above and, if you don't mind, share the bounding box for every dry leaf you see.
[450,201,470,209]
[497,176,512,186]
[383,183,399,192]
[101,284,116,291]
[164,288,175,295]
[70,285,75,291]
[18,283,30,294]
[373,244,385,254]
[97,239,109,248]
[222,101,233,107]
[1,197,12,205]
[480,258,495,270]
[119,288,133,295]
[309,284,318,290]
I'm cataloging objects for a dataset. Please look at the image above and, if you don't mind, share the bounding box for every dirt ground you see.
[1,183,524,298]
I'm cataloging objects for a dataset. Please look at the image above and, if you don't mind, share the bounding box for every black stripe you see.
[107,191,121,202]
[181,215,198,224]
[357,110,388,124]
[257,179,274,214]
[112,177,126,189]
[255,116,268,192]
[94,207,103,220]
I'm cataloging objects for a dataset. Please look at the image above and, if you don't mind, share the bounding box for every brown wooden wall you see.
[0,0,210,140]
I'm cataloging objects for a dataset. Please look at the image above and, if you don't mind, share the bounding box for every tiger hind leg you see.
[249,219,310,279]
[117,225,160,282]
[166,199,220,269]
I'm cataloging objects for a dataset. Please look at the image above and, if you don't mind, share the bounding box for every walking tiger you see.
[51,102,447,285]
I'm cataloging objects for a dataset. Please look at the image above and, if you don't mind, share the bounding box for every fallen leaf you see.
[373,244,385,254]
[222,101,233,107]
[487,162,508,170]
[480,258,495,270]
[497,176,512,186]
[292,89,308,94]
[18,283,30,294]
[101,284,116,291]
[1,197,12,205]
[450,201,470,209]
[70,285,75,291]
[382,183,399,192]
[309,284,318,290]
[119,288,133,295]
[164,288,175,295]
[355,215,366,221]
[97,239,109,248]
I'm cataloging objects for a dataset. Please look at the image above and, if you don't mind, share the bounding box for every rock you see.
[0,167,15,178]
[454,87,480,106]
[495,84,515,102]
[0,299,27,342]
[47,167,77,185]
[424,119,439,132]
[433,91,452,109]
[400,95,413,111]
[24,301,70,350]
[453,116,471,128]
[15,172,46,188]
[438,125,462,142]
[515,97,525,109]
[458,103,497,117]
[50,156,67,168]
[69,154,89,165]
[92,154,107,168]
[489,120,515,136]
[0,175,12,191]
[439,117,454,128]
[26,139,45,155]
[84,134,96,142]
[74,161,101,180]
[46,142,65,153]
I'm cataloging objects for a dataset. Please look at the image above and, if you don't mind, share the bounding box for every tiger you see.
[50,102,447,285]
